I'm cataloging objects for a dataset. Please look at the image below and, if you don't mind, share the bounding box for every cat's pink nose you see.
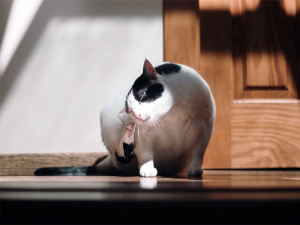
[135,113,141,119]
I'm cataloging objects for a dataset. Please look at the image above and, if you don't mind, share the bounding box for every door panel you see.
[232,0,299,99]
[231,101,300,167]
[245,0,290,88]
[164,0,300,168]
[231,0,300,168]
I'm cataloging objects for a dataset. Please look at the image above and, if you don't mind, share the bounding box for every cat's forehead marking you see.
[131,82,164,103]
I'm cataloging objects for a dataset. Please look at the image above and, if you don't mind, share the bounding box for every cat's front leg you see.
[134,132,157,177]
[139,160,157,177]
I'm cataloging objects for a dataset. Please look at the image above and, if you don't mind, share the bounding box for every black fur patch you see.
[131,74,164,103]
[115,152,134,164]
[132,73,152,93]
[155,63,181,75]
[133,83,164,103]
[123,143,134,157]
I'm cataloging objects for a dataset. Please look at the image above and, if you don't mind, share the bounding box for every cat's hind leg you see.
[188,121,213,177]
[188,151,204,177]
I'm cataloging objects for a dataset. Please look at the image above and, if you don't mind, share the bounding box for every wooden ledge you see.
[0,152,108,176]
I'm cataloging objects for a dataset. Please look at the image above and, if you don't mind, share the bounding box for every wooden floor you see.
[1,170,300,224]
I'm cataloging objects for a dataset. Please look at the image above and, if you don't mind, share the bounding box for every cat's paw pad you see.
[139,161,157,177]
[188,168,203,177]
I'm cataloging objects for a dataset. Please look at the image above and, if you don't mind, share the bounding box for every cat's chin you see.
[134,118,150,125]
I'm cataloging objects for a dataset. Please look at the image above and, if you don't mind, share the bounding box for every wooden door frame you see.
[163,0,232,168]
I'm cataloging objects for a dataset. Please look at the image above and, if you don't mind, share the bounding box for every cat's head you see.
[122,59,173,125]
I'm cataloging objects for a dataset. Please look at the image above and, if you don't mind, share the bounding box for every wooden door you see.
[164,0,300,168]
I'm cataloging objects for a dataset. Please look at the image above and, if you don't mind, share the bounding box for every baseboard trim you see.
[0,152,108,176]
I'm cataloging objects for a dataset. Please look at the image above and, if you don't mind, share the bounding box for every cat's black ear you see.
[143,59,157,79]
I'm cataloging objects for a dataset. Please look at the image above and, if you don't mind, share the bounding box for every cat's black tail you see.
[34,155,135,176]
[34,166,99,176]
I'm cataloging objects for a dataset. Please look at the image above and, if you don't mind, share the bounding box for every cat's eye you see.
[139,92,146,101]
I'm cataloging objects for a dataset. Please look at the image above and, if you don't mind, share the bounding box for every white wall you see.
[0,0,163,154]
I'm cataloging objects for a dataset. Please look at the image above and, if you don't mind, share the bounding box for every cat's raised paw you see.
[125,122,136,137]
[139,161,157,177]
[122,122,135,146]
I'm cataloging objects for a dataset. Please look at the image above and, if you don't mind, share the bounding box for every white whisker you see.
[156,120,162,133]
[159,119,166,129]
[142,127,149,135]
[152,122,159,135]
[141,128,152,144]
[137,126,144,151]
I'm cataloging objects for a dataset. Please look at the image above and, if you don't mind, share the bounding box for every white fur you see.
[139,160,157,177]
[100,63,215,177]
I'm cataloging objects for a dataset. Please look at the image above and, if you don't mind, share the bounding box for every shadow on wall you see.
[0,0,162,154]
[0,0,12,48]
[0,0,162,107]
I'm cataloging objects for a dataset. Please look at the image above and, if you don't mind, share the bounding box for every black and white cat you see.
[35,59,215,177]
